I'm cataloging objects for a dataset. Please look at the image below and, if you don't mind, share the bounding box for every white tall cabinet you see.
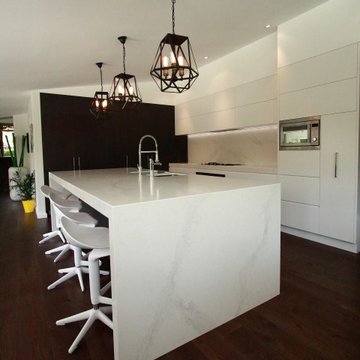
[278,43,359,252]
[319,112,358,242]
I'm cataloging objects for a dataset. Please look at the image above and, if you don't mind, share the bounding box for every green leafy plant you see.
[10,170,35,200]
[5,133,27,167]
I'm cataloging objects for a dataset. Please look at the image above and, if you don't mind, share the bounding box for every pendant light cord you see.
[123,43,126,74]
[99,67,103,92]
[172,0,176,34]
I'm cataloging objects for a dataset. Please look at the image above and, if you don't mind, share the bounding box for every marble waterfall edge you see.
[110,183,280,360]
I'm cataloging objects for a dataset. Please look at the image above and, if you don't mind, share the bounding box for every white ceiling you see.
[0,0,327,118]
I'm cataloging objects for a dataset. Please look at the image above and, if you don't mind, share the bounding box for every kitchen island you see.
[49,168,280,360]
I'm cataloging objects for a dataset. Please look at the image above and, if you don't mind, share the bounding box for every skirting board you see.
[36,208,47,219]
[281,226,359,253]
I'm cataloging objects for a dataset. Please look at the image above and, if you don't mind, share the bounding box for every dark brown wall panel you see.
[40,92,187,198]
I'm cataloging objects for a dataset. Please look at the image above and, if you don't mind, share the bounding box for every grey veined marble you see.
[50,168,281,360]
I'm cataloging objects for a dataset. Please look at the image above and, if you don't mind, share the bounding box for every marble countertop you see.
[50,167,277,211]
[50,167,281,360]
[169,163,278,174]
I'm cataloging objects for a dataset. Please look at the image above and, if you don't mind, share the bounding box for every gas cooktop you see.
[201,162,244,166]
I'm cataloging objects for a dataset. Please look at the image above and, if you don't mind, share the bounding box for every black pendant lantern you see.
[110,36,142,110]
[150,0,199,93]
[90,62,110,119]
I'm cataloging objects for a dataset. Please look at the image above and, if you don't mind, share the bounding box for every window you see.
[0,125,14,157]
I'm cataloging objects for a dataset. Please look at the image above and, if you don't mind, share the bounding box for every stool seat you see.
[55,208,98,227]
[56,217,112,354]
[39,186,82,248]
[49,192,82,212]
[61,217,109,250]
[40,185,78,201]
[47,201,108,292]
[44,197,98,263]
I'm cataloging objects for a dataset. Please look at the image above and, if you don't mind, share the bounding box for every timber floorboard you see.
[0,192,359,360]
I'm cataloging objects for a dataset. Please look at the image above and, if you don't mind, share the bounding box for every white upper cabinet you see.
[319,112,358,243]
[175,109,235,135]
[176,88,235,120]
[279,78,357,120]
[235,99,277,128]
[235,75,277,106]
[279,44,358,94]
[175,75,277,135]
[279,43,358,120]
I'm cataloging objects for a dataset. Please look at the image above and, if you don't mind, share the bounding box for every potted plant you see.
[5,133,28,200]
[10,170,36,213]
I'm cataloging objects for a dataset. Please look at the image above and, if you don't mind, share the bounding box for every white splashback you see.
[188,125,278,167]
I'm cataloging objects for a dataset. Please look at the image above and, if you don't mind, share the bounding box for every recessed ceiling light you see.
[204,56,209,60]
[265,24,271,29]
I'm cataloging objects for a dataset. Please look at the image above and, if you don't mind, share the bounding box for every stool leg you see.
[97,310,113,329]
[56,308,92,326]
[39,230,59,244]
[76,268,85,292]
[100,281,111,295]
[80,259,102,266]
[53,245,71,263]
[68,310,97,354]
[47,269,77,290]
[42,230,55,237]
[81,267,109,276]
[45,244,67,255]
[58,266,75,273]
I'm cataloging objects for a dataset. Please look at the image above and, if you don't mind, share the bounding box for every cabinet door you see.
[319,112,357,243]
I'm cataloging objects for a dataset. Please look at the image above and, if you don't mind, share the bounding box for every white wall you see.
[278,0,360,67]
[29,91,47,218]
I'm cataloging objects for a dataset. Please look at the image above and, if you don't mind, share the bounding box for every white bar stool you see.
[56,217,112,354]
[47,198,108,291]
[39,185,81,246]
[45,192,96,263]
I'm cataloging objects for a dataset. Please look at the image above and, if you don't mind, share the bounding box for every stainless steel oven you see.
[279,116,320,150]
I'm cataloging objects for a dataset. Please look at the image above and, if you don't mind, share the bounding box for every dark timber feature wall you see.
[40,92,187,213]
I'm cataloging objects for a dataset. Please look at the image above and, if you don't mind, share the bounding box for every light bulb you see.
[102,99,108,108]
[118,85,124,96]
[163,56,169,66]
[162,56,169,78]
[95,99,100,108]
[178,55,184,77]
[170,51,176,65]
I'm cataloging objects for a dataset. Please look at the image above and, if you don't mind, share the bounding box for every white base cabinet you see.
[278,150,321,231]
[282,201,320,234]
[278,112,358,246]
[319,112,358,243]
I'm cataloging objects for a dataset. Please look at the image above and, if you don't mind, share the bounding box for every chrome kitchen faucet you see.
[137,135,162,175]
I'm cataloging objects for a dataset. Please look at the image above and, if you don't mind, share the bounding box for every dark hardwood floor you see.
[0,191,359,360]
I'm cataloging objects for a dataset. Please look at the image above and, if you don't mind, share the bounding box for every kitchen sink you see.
[152,171,185,177]
[129,170,185,176]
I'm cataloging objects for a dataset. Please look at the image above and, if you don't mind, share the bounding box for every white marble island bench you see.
[49,168,280,360]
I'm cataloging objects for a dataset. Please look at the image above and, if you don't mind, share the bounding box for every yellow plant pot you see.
[22,199,35,213]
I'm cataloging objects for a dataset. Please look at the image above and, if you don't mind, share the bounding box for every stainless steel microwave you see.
[279,116,320,150]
